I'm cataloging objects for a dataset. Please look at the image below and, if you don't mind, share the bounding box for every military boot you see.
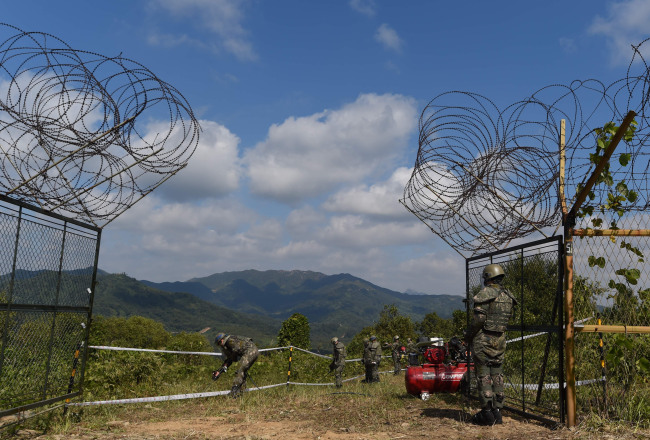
[471,408,495,426]
[229,385,242,398]
[491,407,503,424]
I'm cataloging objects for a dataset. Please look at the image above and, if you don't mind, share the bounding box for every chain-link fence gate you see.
[0,195,100,418]
[466,236,565,425]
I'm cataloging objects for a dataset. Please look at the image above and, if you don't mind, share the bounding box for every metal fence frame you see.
[0,195,101,418]
[466,235,565,425]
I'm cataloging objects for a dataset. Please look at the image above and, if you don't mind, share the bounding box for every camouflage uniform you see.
[330,339,346,388]
[366,337,382,383]
[362,338,372,382]
[218,335,259,396]
[468,281,517,418]
[406,338,419,366]
[390,339,402,375]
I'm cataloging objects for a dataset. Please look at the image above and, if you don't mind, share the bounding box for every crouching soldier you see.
[213,332,259,398]
[330,337,346,388]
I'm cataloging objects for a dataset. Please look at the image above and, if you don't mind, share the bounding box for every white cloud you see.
[396,253,465,295]
[375,23,403,52]
[318,214,430,249]
[323,167,413,219]
[244,93,417,204]
[588,0,650,64]
[349,0,376,17]
[148,0,257,61]
[150,120,242,201]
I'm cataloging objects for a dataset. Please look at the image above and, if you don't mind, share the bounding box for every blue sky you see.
[3,0,650,295]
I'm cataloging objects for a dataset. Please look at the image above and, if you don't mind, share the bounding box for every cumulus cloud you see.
[375,23,403,52]
[244,93,417,204]
[349,0,376,17]
[153,120,242,201]
[323,167,413,219]
[148,0,256,61]
[588,0,650,64]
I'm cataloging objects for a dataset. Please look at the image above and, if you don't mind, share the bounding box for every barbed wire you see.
[0,23,200,227]
[401,40,650,256]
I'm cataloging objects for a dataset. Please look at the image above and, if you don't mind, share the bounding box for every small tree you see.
[416,311,454,339]
[373,304,417,344]
[277,313,310,349]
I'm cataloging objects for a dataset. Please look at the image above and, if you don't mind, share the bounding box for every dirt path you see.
[11,376,650,440]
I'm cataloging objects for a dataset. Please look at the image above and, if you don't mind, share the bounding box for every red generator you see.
[405,337,472,400]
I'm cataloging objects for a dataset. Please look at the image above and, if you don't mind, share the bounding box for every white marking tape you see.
[505,376,605,391]
[506,317,593,344]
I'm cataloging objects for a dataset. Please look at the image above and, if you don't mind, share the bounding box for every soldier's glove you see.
[212,365,227,381]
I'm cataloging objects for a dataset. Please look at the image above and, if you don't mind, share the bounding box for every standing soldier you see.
[406,337,418,365]
[466,264,517,425]
[390,335,402,375]
[367,335,382,383]
[362,337,372,383]
[212,332,260,398]
[329,337,346,388]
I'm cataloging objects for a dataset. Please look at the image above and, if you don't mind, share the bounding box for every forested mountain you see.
[3,268,465,349]
[92,273,281,347]
[141,269,465,348]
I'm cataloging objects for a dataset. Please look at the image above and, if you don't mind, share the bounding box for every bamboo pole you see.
[575,325,650,334]
[573,229,650,237]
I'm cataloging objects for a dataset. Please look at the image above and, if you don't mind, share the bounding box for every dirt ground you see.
[8,375,650,440]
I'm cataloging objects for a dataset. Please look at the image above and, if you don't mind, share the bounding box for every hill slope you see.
[93,273,281,346]
[143,269,465,348]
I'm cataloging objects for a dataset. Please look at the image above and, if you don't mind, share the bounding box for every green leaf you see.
[637,357,650,375]
[619,153,631,166]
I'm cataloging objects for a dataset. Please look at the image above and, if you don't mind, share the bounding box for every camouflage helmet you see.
[393,335,399,341]
[482,264,505,283]
[331,337,338,344]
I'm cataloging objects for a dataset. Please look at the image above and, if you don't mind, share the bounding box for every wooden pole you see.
[564,223,576,427]
[563,111,636,427]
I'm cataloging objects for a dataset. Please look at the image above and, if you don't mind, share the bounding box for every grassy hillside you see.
[93,273,281,346]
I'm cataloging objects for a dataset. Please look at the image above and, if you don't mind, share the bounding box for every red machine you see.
[405,337,472,400]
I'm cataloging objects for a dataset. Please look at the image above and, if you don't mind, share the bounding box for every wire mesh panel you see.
[572,214,650,422]
[467,236,564,424]
[0,195,99,417]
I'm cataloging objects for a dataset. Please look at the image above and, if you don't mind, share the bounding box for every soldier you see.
[213,332,259,398]
[466,264,517,425]
[390,335,402,375]
[362,337,372,383]
[367,335,382,383]
[406,337,418,366]
[329,337,346,388]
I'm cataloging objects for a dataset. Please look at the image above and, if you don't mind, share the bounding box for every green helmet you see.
[482,264,505,283]
[215,333,229,345]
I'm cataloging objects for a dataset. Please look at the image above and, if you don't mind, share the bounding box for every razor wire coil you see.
[0,23,200,227]
[402,40,650,256]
